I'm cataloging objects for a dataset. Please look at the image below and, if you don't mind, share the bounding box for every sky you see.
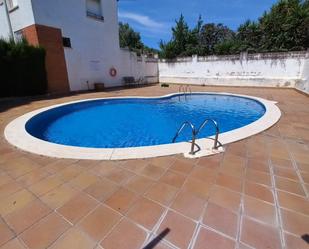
[118,0,278,49]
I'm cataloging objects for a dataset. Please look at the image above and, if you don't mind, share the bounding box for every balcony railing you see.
[86,11,104,21]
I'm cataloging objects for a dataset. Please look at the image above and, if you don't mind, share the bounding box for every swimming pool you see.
[4,92,281,159]
[26,93,265,148]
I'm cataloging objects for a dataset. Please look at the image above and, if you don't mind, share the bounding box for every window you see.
[14,30,23,41]
[62,37,72,48]
[7,0,18,10]
[86,0,104,21]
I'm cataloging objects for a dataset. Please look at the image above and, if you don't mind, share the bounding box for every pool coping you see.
[4,92,281,160]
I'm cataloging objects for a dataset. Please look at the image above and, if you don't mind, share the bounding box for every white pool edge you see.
[4,92,281,160]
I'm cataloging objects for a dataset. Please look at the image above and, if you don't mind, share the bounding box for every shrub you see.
[0,38,47,97]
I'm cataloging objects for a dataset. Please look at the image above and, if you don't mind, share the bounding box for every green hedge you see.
[0,38,47,97]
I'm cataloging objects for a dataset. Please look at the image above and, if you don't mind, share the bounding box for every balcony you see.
[86,0,103,22]
[86,11,104,21]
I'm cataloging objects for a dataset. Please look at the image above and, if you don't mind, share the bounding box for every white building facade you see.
[0,0,158,93]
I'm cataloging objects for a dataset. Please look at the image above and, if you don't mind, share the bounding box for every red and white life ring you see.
[109,67,117,77]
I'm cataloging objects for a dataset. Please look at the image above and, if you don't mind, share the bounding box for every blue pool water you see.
[26,94,266,148]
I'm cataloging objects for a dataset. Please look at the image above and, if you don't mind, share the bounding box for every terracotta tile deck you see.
[0,85,308,249]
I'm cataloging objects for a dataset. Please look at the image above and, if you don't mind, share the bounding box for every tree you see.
[159,16,235,58]
[159,40,178,59]
[199,23,235,55]
[119,22,143,51]
[186,15,207,56]
[236,20,262,52]
[172,14,191,55]
[214,39,242,55]
[160,15,207,58]
[119,22,158,56]
[159,0,309,58]
[259,0,309,51]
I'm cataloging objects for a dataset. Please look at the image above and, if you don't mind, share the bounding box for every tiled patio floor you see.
[0,85,308,249]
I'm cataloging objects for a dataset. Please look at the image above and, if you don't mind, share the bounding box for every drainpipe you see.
[3,0,14,41]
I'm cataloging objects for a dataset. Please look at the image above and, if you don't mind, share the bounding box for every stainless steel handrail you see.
[185,85,192,95]
[172,118,220,155]
[172,121,196,155]
[178,85,192,100]
[196,119,220,149]
[178,85,184,93]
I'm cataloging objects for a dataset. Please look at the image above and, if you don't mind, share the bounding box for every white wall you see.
[117,49,159,84]
[295,52,309,94]
[159,52,309,89]
[0,0,35,38]
[8,0,35,32]
[0,2,11,38]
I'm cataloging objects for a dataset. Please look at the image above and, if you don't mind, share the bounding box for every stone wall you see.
[159,51,309,93]
[295,52,309,94]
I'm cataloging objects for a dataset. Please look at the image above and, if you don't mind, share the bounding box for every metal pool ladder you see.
[178,85,192,100]
[172,118,221,155]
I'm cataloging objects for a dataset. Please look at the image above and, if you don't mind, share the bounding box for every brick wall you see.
[22,24,70,93]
